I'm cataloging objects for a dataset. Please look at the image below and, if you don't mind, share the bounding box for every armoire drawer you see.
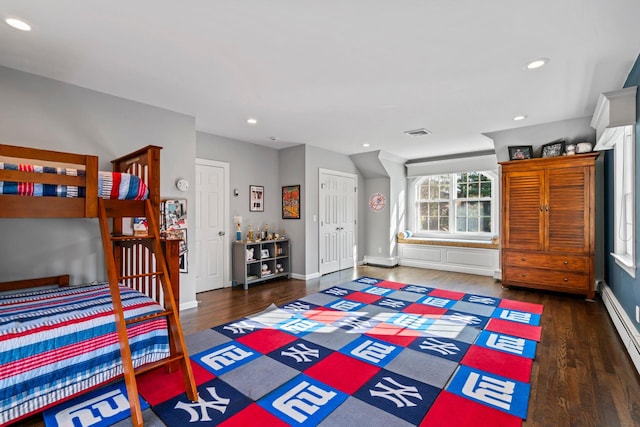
[504,266,590,291]
[504,251,589,272]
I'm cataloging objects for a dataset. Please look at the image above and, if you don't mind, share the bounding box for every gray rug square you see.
[220,356,299,401]
[303,328,361,351]
[335,281,369,291]
[318,396,414,427]
[300,292,340,306]
[185,329,230,354]
[450,300,496,316]
[385,347,458,389]
[387,290,425,303]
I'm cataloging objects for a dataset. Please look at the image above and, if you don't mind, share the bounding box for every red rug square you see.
[303,307,350,323]
[366,326,420,347]
[344,292,383,304]
[421,390,522,427]
[236,329,298,354]
[304,352,380,394]
[403,303,448,316]
[219,402,289,427]
[428,288,466,300]
[499,299,544,315]
[461,346,533,383]
[486,318,542,341]
[137,361,214,405]
[376,280,407,290]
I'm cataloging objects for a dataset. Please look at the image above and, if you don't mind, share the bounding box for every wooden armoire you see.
[500,152,599,299]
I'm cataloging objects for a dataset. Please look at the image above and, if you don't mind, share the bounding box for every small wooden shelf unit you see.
[232,239,290,289]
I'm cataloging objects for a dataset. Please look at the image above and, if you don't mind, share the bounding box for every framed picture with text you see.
[250,185,264,212]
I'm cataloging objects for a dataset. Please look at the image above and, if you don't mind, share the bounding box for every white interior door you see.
[195,159,229,293]
[319,169,357,275]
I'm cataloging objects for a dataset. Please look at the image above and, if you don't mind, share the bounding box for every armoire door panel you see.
[503,172,545,250]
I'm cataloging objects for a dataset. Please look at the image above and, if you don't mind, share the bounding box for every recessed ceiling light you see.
[513,115,527,121]
[246,118,257,125]
[362,143,370,148]
[6,18,31,31]
[525,58,549,70]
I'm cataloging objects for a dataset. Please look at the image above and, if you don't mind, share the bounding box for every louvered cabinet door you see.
[501,170,545,251]
[546,166,591,254]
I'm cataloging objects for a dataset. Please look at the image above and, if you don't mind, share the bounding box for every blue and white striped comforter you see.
[0,284,169,425]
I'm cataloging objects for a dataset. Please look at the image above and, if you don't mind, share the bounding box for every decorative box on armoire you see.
[500,152,599,300]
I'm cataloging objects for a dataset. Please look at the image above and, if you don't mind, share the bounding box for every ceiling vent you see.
[404,128,432,136]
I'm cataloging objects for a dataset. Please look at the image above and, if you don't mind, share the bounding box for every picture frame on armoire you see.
[508,145,533,160]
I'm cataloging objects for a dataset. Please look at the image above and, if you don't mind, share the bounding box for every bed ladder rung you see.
[119,271,164,281]
[134,354,187,376]
[125,310,173,325]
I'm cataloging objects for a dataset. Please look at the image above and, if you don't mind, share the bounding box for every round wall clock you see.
[176,178,190,192]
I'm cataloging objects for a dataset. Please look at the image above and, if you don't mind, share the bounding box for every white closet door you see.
[319,169,357,275]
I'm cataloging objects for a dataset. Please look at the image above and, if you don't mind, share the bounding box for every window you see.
[412,171,496,238]
[611,125,636,277]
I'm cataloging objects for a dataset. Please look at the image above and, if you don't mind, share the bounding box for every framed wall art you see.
[282,184,300,219]
[250,185,264,212]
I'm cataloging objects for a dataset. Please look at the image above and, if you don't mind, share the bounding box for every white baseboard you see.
[291,272,321,281]
[180,300,198,311]
[363,256,399,267]
[399,259,495,277]
[601,283,640,376]
[494,268,502,280]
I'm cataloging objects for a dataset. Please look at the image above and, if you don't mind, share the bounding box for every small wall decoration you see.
[282,185,300,219]
[508,146,533,160]
[541,140,565,158]
[250,185,264,212]
[369,192,386,212]
[160,199,188,273]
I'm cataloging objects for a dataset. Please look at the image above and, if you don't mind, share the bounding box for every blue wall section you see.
[605,52,640,333]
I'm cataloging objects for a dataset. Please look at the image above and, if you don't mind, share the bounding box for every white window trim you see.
[408,170,498,242]
[610,125,636,278]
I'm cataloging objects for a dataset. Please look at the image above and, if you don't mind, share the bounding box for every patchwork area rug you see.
[44,277,543,427]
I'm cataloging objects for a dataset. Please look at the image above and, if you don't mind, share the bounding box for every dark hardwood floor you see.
[15,265,640,426]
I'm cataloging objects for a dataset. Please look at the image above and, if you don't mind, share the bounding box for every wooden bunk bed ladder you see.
[97,198,197,427]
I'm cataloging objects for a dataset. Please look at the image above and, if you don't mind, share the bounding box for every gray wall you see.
[196,132,282,236]
[381,154,407,259]
[279,145,306,276]
[0,66,198,306]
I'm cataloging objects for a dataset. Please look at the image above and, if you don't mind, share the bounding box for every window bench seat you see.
[397,237,499,277]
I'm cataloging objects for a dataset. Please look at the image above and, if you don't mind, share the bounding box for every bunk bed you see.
[0,144,197,427]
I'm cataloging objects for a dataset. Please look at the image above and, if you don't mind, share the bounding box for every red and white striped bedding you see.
[0,283,169,425]
[0,162,148,200]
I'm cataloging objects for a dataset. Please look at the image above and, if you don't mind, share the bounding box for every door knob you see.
[218,231,225,236]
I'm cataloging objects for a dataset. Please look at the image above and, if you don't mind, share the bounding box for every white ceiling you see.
[2,0,639,161]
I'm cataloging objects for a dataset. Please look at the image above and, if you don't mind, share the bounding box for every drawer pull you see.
[563,261,569,265]
[521,274,527,278]
[564,277,569,282]
[521,257,527,262]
